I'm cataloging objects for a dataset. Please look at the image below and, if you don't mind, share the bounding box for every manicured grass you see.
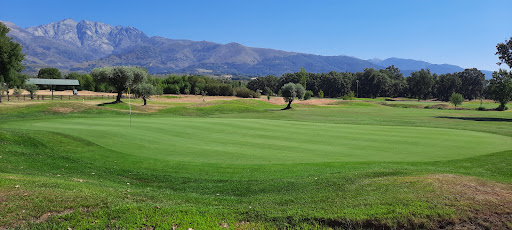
[1,98,512,229]
[4,117,512,164]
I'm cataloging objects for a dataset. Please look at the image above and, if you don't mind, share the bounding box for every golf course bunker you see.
[10,117,512,164]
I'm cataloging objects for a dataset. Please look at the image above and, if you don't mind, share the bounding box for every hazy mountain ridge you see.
[370,57,493,78]
[2,19,493,78]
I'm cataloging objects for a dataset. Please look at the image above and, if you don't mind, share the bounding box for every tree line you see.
[247,66,488,101]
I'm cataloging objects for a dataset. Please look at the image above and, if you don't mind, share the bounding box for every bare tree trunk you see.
[143,96,147,105]
[282,100,293,110]
[116,92,123,103]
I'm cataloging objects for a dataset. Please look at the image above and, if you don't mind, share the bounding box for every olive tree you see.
[24,83,38,99]
[132,83,158,105]
[91,66,148,103]
[281,82,305,110]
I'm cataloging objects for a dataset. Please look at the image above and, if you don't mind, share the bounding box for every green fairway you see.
[2,99,512,229]
[5,117,512,163]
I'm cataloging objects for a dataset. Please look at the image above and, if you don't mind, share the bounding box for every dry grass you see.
[404,174,512,229]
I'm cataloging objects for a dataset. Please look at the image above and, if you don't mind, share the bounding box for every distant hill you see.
[369,57,493,78]
[1,19,494,78]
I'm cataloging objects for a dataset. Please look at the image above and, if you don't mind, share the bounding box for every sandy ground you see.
[0,91,368,106]
[153,94,338,106]
[6,91,497,105]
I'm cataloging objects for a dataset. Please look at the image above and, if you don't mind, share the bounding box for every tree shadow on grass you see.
[98,101,122,106]
[435,116,512,122]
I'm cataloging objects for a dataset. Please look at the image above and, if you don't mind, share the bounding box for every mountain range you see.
[2,19,493,78]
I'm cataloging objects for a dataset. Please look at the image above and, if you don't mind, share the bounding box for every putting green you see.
[6,117,512,164]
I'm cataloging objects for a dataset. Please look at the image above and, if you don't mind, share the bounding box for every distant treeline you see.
[28,65,488,101]
[43,69,256,97]
[247,66,487,101]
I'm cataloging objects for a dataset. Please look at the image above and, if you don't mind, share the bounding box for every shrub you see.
[449,92,464,108]
[318,90,324,98]
[477,106,486,111]
[304,90,313,100]
[219,84,234,96]
[205,84,219,96]
[234,87,260,98]
[342,91,355,100]
[13,87,22,97]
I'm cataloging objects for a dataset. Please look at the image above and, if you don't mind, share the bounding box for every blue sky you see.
[2,0,511,71]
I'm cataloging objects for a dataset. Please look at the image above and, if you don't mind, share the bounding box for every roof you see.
[26,78,80,86]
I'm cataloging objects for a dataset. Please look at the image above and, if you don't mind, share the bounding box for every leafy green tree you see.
[132,83,159,105]
[457,68,485,100]
[381,65,407,98]
[23,83,38,99]
[449,93,464,108]
[234,87,260,98]
[356,68,391,98]
[0,22,25,90]
[298,67,307,88]
[407,69,434,100]
[37,68,62,79]
[65,72,95,91]
[91,66,148,103]
[247,75,279,94]
[496,37,512,68]
[278,72,306,89]
[281,83,305,110]
[487,69,512,111]
[218,84,234,96]
[435,73,461,101]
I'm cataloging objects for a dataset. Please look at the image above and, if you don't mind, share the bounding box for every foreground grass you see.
[1,99,512,229]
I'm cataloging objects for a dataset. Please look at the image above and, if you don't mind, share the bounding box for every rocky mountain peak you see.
[27,18,80,46]
[23,19,148,57]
